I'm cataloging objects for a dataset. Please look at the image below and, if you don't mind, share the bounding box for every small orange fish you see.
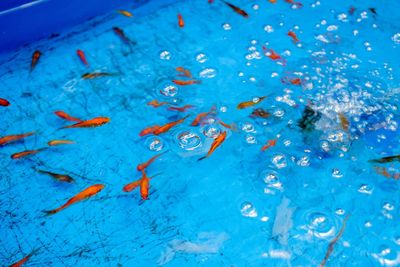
[61,117,110,129]
[11,148,47,160]
[281,76,302,85]
[0,98,10,106]
[54,111,83,122]
[48,140,75,146]
[153,115,189,135]
[262,46,282,60]
[222,1,249,18]
[82,72,115,79]
[9,249,39,267]
[288,31,300,43]
[219,120,237,131]
[30,50,41,72]
[148,100,169,108]
[285,0,303,8]
[178,13,185,28]
[123,171,150,200]
[139,125,161,137]
[269,0,277,3]
[44,184,105,215]
[191,106,216,126]
[176,67,192,78]
[338,113,349,131]
[117,10,133,17]
[261,139,277,151]
[237,96,266,109]
[37,169,75,183]
[167,105,195,112]
[172,79,201,86]
[123,179,142,192]
[0,132,34,146]
[76,49,89,66]
[137,151,166,172]
[198,131,227,161]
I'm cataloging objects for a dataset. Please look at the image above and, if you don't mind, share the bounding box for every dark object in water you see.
[369,155,400,164]
[368,8,377,15]
[37,169,75,183]
[298,106,321,132]
[250,108,270,119]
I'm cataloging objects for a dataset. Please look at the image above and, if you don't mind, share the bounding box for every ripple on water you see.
[177,131,202,151]
[145,136,164,151]
[261,170,283,193]
[272,154,287,169]
[297,211,337,240]
[159,84,178,97]
[240,201,258,218]
[203,125,221,138]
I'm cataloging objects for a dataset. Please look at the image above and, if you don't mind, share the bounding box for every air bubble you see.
[203,126,221,138]
[160,85,178,97]
[272,154,287,169]
[177,131,201,151]
[241,202,258,217]
[199,68,217,78]
[196,53,208,63]
[160,51,171,60]
[222,23,231,30]
[146,137,164,151]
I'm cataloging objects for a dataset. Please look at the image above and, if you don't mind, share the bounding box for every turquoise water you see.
[1,0,400,266]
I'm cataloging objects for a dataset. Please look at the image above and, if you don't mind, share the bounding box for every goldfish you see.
[0,132,35,146]
[262,46,282,60]
[250,108,270,119]
[168,105,195,112]
[81,72,115,79]
[198,131,227,161]
[117,10,133,17]
[261,139,277,151]
[374,166,400,180]
[153,115,189,135]
[30,50,41,72]
[191,106,216,126]
[281,77,302,85]
[178,13,184,28]
[113,27,136,45]
[369,155,400,164]
[148,100,169,108]
[219,120,237,131]
[237,96,266,109]
[61,117,110,129]
[11,148,47,159]
[0,98,10,106]
[37,169,75,183]
[139,125,161,136]
[285,0,303,8]
[48,140,75,146]
[76,49,89,66]
[137,151,167,172]
[172,79,201,86]
[9,249,39,267]
[338,113,349,131]
[288,31,300,43]
[123,171,150,200]
[44,184,104,215]
[54,111,82,122]
[176,67,192,78]
[222,1,249,18]
[269,0,277,3]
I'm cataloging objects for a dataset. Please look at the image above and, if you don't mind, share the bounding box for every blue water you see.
[1,0,400,266]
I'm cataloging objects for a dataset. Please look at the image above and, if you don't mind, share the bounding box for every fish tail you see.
[43,209,58,216]
[198,156,207,161]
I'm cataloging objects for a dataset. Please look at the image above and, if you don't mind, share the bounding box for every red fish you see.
[139,125,161,136]
[176,67,192,78]
[198,131,227,161]
[191,106,216,126]
[349,7,356,15]
[76,49,89,66]
[9,249,39,267]
[153,115,189,135]
[172,79,201,86]
[262,46,282,61]
[61,117,110,129]
[11,148,47,159]
[137,151,166,172]
[54,111,83,122]
[30,50,41,72]
[281,77,302,85]
[219,120,237,131]
[288,31,300,43]
[222,1,249,18]
[123,171,150,200]
[167,105,195,112]
[285,0,303,8]
[44,184,105,215]
[178,13,184,28]
[148,100,169,108]
[261,139,277,151]
[113,27,136,45]
[0,132,35,146]
[0,98,10,106]
[208,0,214,3]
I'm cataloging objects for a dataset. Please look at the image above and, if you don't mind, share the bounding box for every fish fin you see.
[198,156,207,161]
[43,209,57,216]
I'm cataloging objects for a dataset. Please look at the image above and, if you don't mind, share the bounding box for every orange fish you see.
[147,100,169,108]
[288,31,300,43]
[172,79,201,86]
[178,13,185,28]
[167,105,195,112]
[281,76,302,85]
[61,117,110,129]
[30,50,41,72]
[37,169,75,183]
[219,120,237,131]
[54,111,83,122]
[261,139,277,151]
[237,96,266,109]
[222,1,249,18]
[139,125,161,137]
[137,151,166,172]
[48,140,75,146]
[153,115,189,135]
[11,148,47,159]
[0,132,34,146]
[123,171,150,200]
[76,49,89,66]
[375,166,400,180]
[176,67,192,78]
[191,106,216,126]
[262,46,282,61]
[9,249,39,267]
[0,98,10,106]
[338,113,349,131]
[198,131,227,161]
[82,72,116,79]
[285,0,303,8]
[269,0,277,3]
[44,184,105,215]
[117,10,133,17]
